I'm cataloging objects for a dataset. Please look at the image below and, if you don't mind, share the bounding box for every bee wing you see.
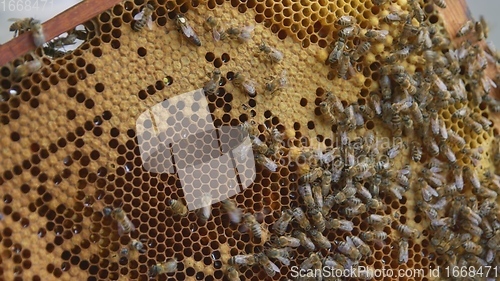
[181,24,196,38]
[147,17,154,30]
[134,11,145,21]
[241,25,255,33]
[268,260,281,273]
[212,29,221,41]
[118,222,125,236]
[276,256,291,266]
[8,18,25,22]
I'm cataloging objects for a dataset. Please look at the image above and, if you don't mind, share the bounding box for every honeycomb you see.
[0,0,500,280]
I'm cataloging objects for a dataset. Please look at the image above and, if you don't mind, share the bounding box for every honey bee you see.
[350,235,372,256]
[320,170,332,198]
[133,4,154,31]
[293,230,316,251]
[204,16,226,41]
[358,104,375,119]
[265,247,291,266]
[255,154,277,172]
[367,198,386,211]
[328,37,346,64]
[300,252,322,270]
[319,102,338,125]
[309,229,331,249]
[399,238,409,264]
[308,208,326,232]
[379,75,392,100]
[351,42,371,61]
[368,93,382,117]
[293,207,311,231]
[349,162,370,178]
[444,50,461,75]
[408,0,425,23]
[334,185,357,205]
[418,178,438,201]
[298,183,315,208]
[273,209,293,235]
[259,40,283,63]
[397,224,420,239]
[148,258,177,277]
[339,25,360,38]
[487,231,500,250]
[384,10,408,24]
[203,68,222,96]
[478,200,495,218]
[47,32,78,50]
[311,183,323,210]
[229,254,258,266]
[366,214,391,227]
[255,253,280,277]
[401,19,420,38]
[336,15,357,27]
[464,253,488,267]
[423,137,439,157]
[271,235,301,248]
[111,207,135,235]
[9,18,37,37]
[226,25,255,43]
[342,203,367,218]
[432,0,446,8]
[471,112,492,130]
[196,194,212,224]
[130,238,147,253]
[337,51,352,79]
[394,72,416,95]
[232,72,256,97]
[265,70,287,94]
[252,137,272,156]
[462,220,483,237]
[226,266,240,281]
[42,46,69,58]
[456,20,474,37]
[244,213,263,240]
[463,241,483,255]
[447,129,465,149]
[221,199,242,224]
[13,57,42,81]
[463,166,480,190]
[410,140,422,162]
[360,230,387,243]
[364,29,389,42]
[338,236,362,260]
[322,194,336,215]
[439,141,456,163]
[416,200,438,220]
[431,35,450,48]
[390,112,403,138]
[460,205,482,226]
[168,199,188,217]
[325,218,354,232]
[299,167,323,184]
[175,14,201,46]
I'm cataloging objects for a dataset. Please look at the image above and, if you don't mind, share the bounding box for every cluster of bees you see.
[8,17,88,81]
[315,0,500,278]
[126,3,287,99]
[102,206,178,278]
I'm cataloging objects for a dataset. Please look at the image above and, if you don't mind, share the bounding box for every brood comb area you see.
[1,0,500,280]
